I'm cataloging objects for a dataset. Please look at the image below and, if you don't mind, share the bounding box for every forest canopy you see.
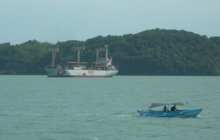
[0,29,220,75]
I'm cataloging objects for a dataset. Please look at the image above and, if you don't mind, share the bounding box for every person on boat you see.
[163,106,168,111]
[171,105,178,111]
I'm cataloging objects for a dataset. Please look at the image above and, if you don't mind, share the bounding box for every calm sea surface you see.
[0,75,220,140]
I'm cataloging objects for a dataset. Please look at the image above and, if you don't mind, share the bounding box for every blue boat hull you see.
[137,109,203,117]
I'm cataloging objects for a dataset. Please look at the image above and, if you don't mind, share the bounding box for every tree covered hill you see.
[0,29,220,75]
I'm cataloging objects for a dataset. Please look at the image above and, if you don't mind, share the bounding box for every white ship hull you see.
[45,68,118,77]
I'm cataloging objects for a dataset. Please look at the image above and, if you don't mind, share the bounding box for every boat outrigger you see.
[137,102,202,117]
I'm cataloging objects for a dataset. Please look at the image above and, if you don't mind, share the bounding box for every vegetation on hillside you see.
[0,29,220,75]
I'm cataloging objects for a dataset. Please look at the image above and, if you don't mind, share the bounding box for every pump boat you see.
[137,102,202,117]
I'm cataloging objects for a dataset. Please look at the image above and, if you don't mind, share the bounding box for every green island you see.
[0,29,220,75]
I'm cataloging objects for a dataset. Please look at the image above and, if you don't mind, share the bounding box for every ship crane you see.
[48,48,59,68]
[96,45,108,61]
[67,47,88,69]
[92,45,110,70]
[73,47,85,65]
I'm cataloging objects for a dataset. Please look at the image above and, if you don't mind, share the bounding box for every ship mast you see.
[73,47,85,65]
[96,45,108,61]
[48,48,59,68]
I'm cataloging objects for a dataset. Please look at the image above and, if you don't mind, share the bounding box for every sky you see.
[0,0,220,45]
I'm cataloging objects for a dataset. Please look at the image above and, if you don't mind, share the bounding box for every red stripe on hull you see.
[48,75,112,77]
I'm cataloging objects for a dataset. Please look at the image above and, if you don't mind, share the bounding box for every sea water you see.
[0,75,219,140]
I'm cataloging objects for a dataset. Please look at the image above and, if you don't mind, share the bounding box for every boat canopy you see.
[148,102,184,108]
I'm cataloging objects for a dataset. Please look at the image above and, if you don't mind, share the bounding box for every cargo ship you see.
[44,45,118,77]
